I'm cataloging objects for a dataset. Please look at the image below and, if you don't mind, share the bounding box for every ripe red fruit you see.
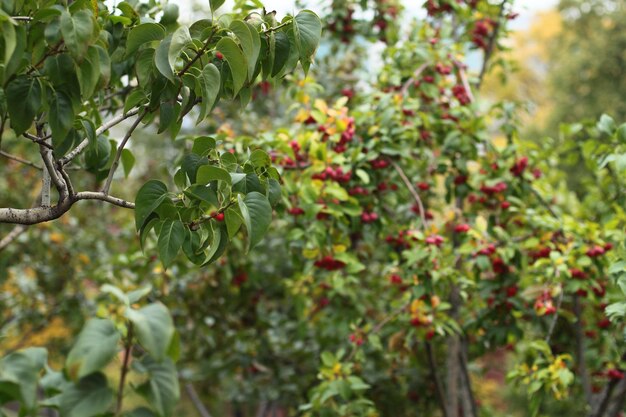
[570,268,587,280]
[501,201,511,210]
[232,272,247,287]
[454,223,470,233]
[215,212,225,222]
[425,234,444,247]
[417,182,430,191]
[389,274,403,284]
[341,88,355,99]
[604,242,614,251]
[608,369,625,380]
[215,51,224,60]
[586,245,606,258]
[491,257,509,274]
[349,333,364,346]
[288,207,305,216]
[598,318,611,329]
[505,285,518,298]
[510,156,529,177]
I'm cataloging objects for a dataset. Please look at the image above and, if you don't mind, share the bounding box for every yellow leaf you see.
[303,248,319,259]
[314,99,328,114]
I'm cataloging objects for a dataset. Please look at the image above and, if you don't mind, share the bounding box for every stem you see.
[263,19,293,34]
[102,109,147,195]
[425,341,449,417]
[389,159,429,232]
[184,384,214,417]
[573,295,593,405]
[178,30,216,77]
[116,323,134,416]
[459,343,478,417]
[401,63,429,95]
[59,107,141,166]
[0,150,42,169]
[476,0,508,91]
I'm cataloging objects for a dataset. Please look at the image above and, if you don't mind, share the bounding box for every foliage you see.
[1,1,626,417]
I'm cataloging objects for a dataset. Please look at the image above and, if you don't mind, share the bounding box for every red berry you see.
[215,212,225,222]
[215,51,224,60]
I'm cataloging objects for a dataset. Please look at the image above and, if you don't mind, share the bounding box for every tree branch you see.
[0,150,42,169]
[116,323,133,416]
[0,225,27,252]
[573,295,593,405]
[184,384,214,417]
[0,192,134,225]
[102,109,147,195]
[476,0,508,91]
[389,159,429,231]
[425,341,449,417]
[59,108,141,166]
[401,63,429,96]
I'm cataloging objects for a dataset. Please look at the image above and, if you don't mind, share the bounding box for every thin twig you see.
[116,323,134,416]
[544,282,563,345]
[0,150,42,169]
[346,299,411,362]
[184,384,214,417]
[178,30,216,77]
[102,109,147,195]
[401,63,429,96]
[530,185,559,219]
[11,16,32,21]
[389,159,428,231]
[476,0,508,90]
[263,19,293,34]
[59,108,141,166]
[573,295,593,405]
[0,225,27,252]
[23,133,54,150]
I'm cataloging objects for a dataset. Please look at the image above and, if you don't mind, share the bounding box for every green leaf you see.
[272,31,290,77]
[154,35,174,81]
[60,9,95,60]
[230,20,259,78]
[157,219,185,268]
[126,303,174,362]
[1,20,16,64]
[121,149,136,177]
[237,191,272,251]
[59,373,113,417]
[191,136,216,156]
[249,149,271,168]
[0,348,47,409]
[76,46,100,99]
[224,207,243,238]
[292,10,321,72]
[209,0,226,13]
[196,165,231,185]
[135,180,168,230]
[597,114,616,135]
[196,63,221,124]
[49,92,75,148]
[135,357,180,417]
[169,25,192,71]
[65,319,120,381]
[6,76,41,135]
[216,37,247,95]
[126,23,165,57]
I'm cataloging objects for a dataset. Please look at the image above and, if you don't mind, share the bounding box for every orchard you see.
[0,0,626,417]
